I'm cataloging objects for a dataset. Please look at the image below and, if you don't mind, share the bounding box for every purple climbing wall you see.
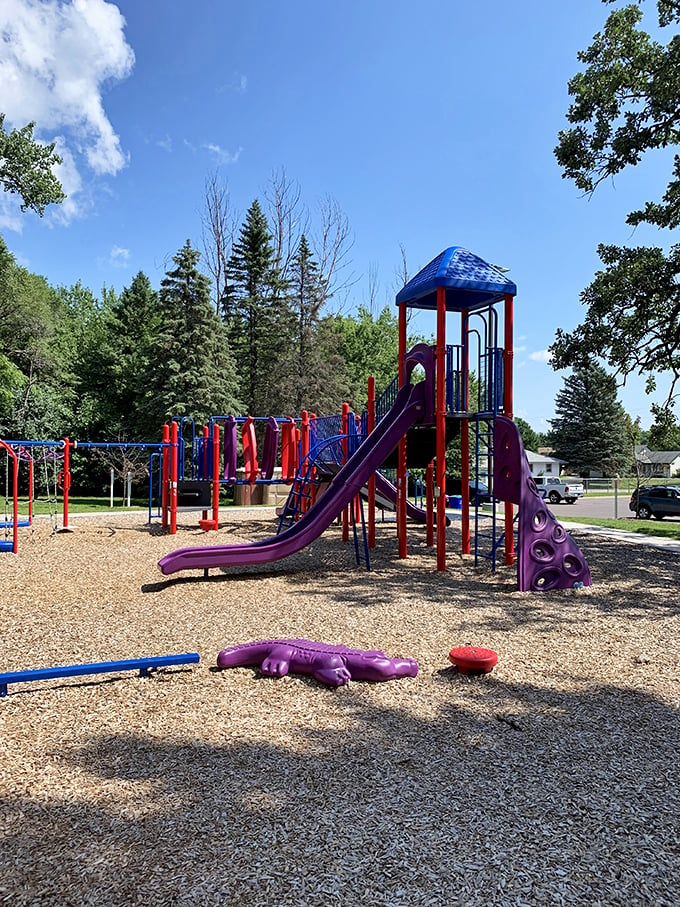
[494,416,592,592]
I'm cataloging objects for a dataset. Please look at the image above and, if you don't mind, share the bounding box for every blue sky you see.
[0,0,674,430]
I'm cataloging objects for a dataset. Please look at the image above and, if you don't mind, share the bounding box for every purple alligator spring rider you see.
[217,639,419,687]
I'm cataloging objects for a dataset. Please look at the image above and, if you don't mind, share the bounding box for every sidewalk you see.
[562,521,680,553]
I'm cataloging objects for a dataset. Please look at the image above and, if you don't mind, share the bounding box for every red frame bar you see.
[436,288,447,570]
[398,304,408,558]
[367,376,376,548]
[341,403,349,540]
[504,292,515,565]
[0,440,18,553]
[460,310,470,556]
[169,420,178,535]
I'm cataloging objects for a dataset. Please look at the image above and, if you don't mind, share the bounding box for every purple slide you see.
[158,381,428,575]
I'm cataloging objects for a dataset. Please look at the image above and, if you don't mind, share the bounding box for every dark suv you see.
[629,485,680,520]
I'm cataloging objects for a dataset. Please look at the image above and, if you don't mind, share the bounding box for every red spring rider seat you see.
[449,645,498,675]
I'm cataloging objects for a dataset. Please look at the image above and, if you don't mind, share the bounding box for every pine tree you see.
[222,200,291,415]
[145,240,240,426]
[549,360,632,476]
[103,272,163,438]
[285,234,337,413]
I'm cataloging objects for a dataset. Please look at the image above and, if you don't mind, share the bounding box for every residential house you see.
[634,445,680,478]
[524,449,566,476]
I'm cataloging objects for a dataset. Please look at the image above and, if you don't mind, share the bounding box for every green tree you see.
[647,402,680,449]
[284,234,349,414]
[514,417,541,453]
[331,304,402,409]
[552,2,680,405]
[103,271,163,438]
[0,237,67,438]
[223,200,291,415]
[555,2,680,230]
[54,282,112,439]
[0,113,65,215]
[146,240,240,425]
[549,360,633,476]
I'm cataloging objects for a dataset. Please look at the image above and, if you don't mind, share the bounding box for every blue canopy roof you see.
[395,247,517,312]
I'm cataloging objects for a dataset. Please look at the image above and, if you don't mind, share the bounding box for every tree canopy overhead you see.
[555,1,680,230]
[0,113,65,216]
[551,1,680,408]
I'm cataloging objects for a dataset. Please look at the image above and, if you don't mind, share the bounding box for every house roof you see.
[525,449,565,465]
[634,445,680,465]
[395,246,517,312]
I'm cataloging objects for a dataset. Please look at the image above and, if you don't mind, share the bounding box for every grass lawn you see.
[560,514,680,541]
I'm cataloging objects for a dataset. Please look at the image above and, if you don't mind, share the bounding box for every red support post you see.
[301,410,310,513]
[367,376,376,549]
[503,292,515,566]
[202,425,209,524]
[28,455,33,525]
[161,424,169,530]
[461,310,470,556]
[212,423,220,529]
[436,289,447,570]
[397,303,408,558]
[0,440,18,553]
[62,438,71,531]
[341,403,349,541]
[169,420,178,535]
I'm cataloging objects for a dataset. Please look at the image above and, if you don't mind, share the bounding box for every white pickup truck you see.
[532,475,585,504]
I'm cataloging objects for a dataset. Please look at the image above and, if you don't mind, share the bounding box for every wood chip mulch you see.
[1,509,678,906]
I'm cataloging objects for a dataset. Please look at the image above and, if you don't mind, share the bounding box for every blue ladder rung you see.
[0,653,200,697]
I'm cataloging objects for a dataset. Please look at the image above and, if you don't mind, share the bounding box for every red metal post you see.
[170,420,178,535]
[28,455,33,525]
[341,403,349,540]
[504,292,515,565]
[436,288,447,570]
[212,423,220,529]
[62,438,71,531]
[398,303,408,558]
[0,440,18,553]
[461,311,471,556]
[202,425,209,523]
[161,424,169,529]
[367,376,376,548]
[301,410,310,513]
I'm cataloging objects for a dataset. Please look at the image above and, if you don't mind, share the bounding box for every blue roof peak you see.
[396,246,517,312]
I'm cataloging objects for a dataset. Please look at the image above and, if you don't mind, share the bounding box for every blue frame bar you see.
[0,653,200,697]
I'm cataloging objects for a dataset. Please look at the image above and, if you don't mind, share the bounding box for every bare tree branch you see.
[312,195,356,302]
[201,171,238,313]
[264,167,308,282]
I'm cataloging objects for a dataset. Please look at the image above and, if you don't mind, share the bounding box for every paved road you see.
[549,493,636,521]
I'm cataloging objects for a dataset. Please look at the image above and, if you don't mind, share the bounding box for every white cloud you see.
[109,244,130,267]
[218,73,247,94]
[529,349,552,364]
[0,0,134,225]
[203,142,242,165]
[156,135,173,153]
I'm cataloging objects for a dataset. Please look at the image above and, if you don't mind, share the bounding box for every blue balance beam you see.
[0,652,200,697]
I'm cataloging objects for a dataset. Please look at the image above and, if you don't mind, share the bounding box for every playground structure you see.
[0,246,592,592]
[158,246,591,592]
